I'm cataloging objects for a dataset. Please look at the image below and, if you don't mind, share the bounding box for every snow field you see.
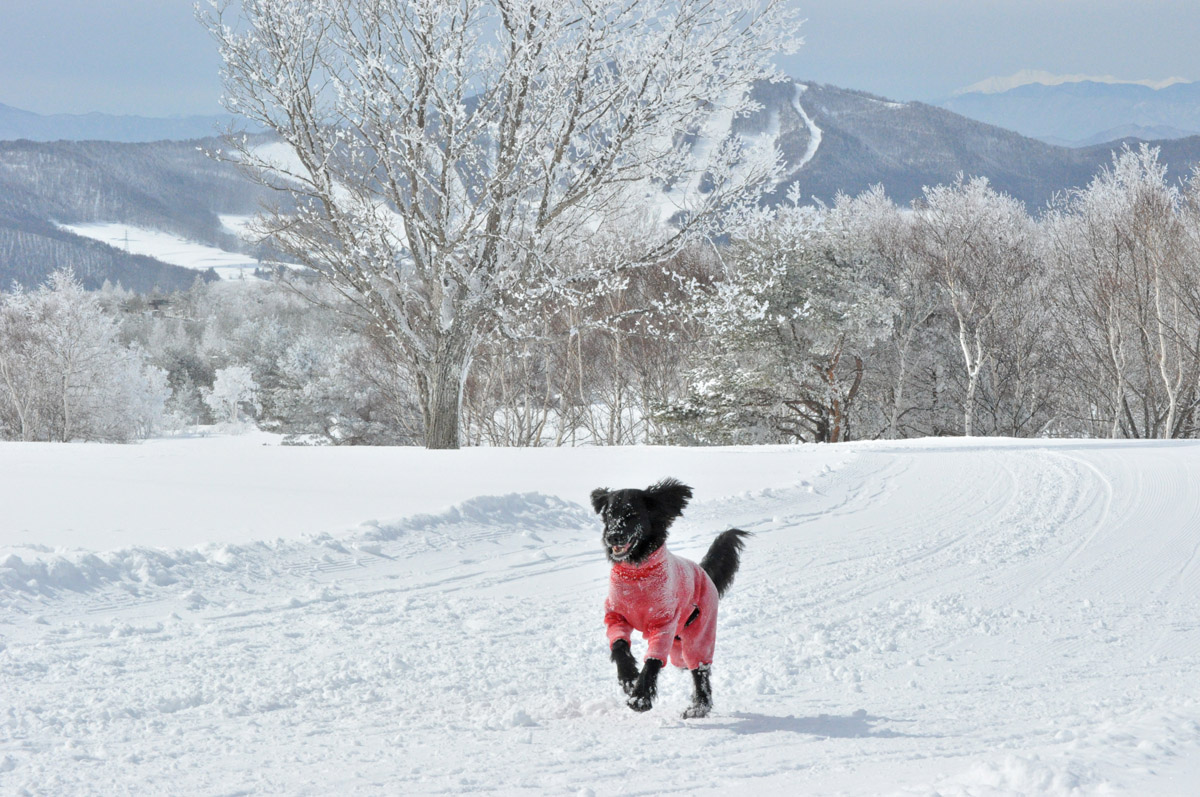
[3,437,1200,794]
[57,221,263,280]
[0,434,840,551]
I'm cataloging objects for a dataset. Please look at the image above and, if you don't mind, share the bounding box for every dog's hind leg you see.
[682,664,712,719]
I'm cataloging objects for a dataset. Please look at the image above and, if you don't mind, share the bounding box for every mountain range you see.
[940,79,1200,146]
[3,80,1200,292]
[746,81,1200,209]
[0,103,256,144]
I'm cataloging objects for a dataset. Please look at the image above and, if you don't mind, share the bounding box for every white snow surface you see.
[58,222,263,280]
[3,435,1200,795]
[791,83,823,172]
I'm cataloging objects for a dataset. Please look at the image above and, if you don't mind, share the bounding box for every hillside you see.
[754,81,1200,209]
[2,435,1199,794]
[0,137,276,291]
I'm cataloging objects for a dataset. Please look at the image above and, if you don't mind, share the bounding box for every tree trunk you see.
[889,336,912,439]
[0,357,31,442]
[422,332,471,450]
[957,321,983,437]
[964,369,978,437]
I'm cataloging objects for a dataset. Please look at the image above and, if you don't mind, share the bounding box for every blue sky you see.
[2,0,1198,116]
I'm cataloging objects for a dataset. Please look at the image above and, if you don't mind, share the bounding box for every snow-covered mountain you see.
[955,70,1190,96]
[6,78,1200,292]
[941,75,1200,146]
[3,434,1200,793]
[742,79,1200,208]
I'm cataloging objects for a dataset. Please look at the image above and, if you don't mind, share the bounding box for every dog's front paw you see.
[611,639,640,696]
[624,657,661,712]
[681,703,710,719]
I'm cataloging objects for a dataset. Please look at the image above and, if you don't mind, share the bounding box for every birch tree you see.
[1046,146,1200,438]
[200,0,801,448]
[914,176,1038,437]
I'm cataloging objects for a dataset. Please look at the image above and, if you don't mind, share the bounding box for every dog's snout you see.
[604,528,630,544]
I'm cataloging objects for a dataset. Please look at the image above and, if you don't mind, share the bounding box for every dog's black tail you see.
[700,529,751,598]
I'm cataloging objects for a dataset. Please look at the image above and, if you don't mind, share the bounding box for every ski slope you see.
[791,83,823,171]
[3,436,1200,795]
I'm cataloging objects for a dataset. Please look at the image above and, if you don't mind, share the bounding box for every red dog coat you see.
[604,545,719,669]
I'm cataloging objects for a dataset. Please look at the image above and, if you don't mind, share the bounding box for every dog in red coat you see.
[591,478,749,718]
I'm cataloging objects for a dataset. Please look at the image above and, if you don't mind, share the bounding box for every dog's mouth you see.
[608,541,632,558]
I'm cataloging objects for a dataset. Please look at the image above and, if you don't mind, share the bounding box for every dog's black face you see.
[590,478,693,564]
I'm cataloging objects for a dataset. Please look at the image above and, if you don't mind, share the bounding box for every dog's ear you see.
[590,488,610,515]
[644,478,692,523]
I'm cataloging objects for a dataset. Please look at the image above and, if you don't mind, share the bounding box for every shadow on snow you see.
[700,710,926,739]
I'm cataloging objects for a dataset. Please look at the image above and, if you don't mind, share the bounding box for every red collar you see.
[611,545,668,580]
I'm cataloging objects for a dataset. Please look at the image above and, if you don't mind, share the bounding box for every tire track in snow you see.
[1048,448,1117,574]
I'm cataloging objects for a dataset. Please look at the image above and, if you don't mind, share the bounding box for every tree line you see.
[2,144,1198,445]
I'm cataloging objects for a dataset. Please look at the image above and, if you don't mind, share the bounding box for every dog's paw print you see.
[626,694,653,712]
[619,679,637,697]
[681,703,710,719]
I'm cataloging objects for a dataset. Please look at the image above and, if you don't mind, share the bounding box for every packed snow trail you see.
[791,83,822,171]
[3,438,1200,795]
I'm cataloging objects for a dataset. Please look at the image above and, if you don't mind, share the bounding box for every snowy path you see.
[790,83,823,172]
[3,439,1200,794]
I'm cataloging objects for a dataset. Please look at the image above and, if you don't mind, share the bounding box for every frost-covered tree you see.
[461,242,715,446]
[206,365,260,423]
[0,289,42,441]
[200,0,801,448]
[1045,146,1200,438]
[819,186,942,439]
[674,201,895,443]
[913,176,1039,437]
[0,270,168,442]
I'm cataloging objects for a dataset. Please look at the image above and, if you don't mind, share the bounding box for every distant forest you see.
[3,145,1199,445]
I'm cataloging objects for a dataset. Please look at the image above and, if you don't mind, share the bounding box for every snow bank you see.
[0,491,591,606]
[0,433,842,550]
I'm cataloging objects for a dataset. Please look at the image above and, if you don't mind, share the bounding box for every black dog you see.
[591,478,749,718]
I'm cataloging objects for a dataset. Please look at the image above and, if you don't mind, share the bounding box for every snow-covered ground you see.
[3,435,1200,795]
[58,221,263,280]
